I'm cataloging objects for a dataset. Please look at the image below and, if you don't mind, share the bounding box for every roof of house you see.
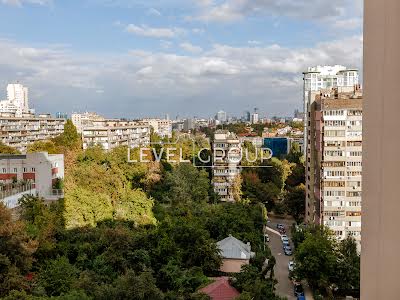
[199,277,240,300]
[217,235,254,260]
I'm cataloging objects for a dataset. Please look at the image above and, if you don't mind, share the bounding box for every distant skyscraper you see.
[0,83,31,116]
[216,110,227,123]
[183,118,195,131]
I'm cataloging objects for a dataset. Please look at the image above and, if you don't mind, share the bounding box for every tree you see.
[0,142,19,154]
[54,120,81,149]
[0,204,37,297]
[63,187,114,229]
[27,140,58,154]
[162,163,210,205]
[284,184,305,223]
[293,226,337,296]
[334,237,360,292]
[37,256,78,296]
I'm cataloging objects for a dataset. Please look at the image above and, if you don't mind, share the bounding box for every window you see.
[31,167,35,172]
[325,130,345,137]
[346,211,362,217]
[13,168,17,173]
[323,181,345,187]
[23,167,27,172]
[347,161,362,167]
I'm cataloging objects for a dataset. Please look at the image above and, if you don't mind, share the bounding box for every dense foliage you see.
[291,225,360,298]
[0,122,286,299]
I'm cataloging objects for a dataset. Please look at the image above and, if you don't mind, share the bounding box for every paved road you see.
[266,217,296,300]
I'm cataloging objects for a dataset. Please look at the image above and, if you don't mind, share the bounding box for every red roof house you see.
[199,277,240,300]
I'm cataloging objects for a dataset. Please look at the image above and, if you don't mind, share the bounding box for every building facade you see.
[0,115,66,152]
[306,87,362,246]
[141,118,172,138]
[303,66,359,157]
[0,152,64,208]
[0,83,32,117]
[212,131,241,202]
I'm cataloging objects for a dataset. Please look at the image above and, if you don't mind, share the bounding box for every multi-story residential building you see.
[212,130,241,202]
[0,152,64,208]
[306,86,363,246]
[141,118,172,138]
[72,112,151,150]
[81,120,150,150]
[0,115,66,152]
[71,112,105,133]
[303,65,359,155]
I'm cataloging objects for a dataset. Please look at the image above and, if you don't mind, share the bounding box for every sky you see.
[0,0,363,119]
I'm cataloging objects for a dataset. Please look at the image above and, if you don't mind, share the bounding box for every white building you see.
[0,84,33,117]
[212,130,241,202]
[141,118,172,138]
[251,113,259,124]
[0,152,64,208]
[71,112,105,133]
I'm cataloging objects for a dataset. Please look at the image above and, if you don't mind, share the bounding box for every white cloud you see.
[1,0,51,6]
[125,24,185,38]
[0,35,362,116]
[332,18,363,30]
[248,40,262,46]
[180,42,203,54]
[189,0,361,23]
[147,7,161,16]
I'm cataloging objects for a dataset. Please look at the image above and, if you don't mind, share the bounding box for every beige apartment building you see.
[72,112,151,150]
[140,118,172,138]
[0,115,65,152]
[306,87,363,246]
[212,130,241,202]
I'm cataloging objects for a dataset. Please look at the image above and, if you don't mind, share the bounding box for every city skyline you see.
[0,0,362,117]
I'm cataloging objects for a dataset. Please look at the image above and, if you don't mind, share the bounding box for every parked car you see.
[294,283,304,297]
[284,245,293,256]
[288,261,295,272]
[282,240,290,247]
[277,223,284,229]
[279,228,286,234]
[264,233,270,242]
[281,234,288,242]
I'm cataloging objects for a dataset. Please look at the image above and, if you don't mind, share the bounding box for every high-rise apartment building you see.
[303,66,359,155]
[212,130,241,202]
[306,86,363,246]
[0,83,32,116]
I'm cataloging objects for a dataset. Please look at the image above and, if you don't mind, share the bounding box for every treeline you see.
[0,121,285,299]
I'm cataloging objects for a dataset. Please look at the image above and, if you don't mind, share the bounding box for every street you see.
[266,216,314,300]
[266,217,297,300]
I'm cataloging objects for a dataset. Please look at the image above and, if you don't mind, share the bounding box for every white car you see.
[281,235,289,242]
[288,261,295,272]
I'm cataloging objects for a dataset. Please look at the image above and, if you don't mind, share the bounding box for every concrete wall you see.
[219,259,249,273]
[361,0,400,298]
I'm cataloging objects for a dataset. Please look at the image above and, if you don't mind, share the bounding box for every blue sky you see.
[0,0,363,118]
